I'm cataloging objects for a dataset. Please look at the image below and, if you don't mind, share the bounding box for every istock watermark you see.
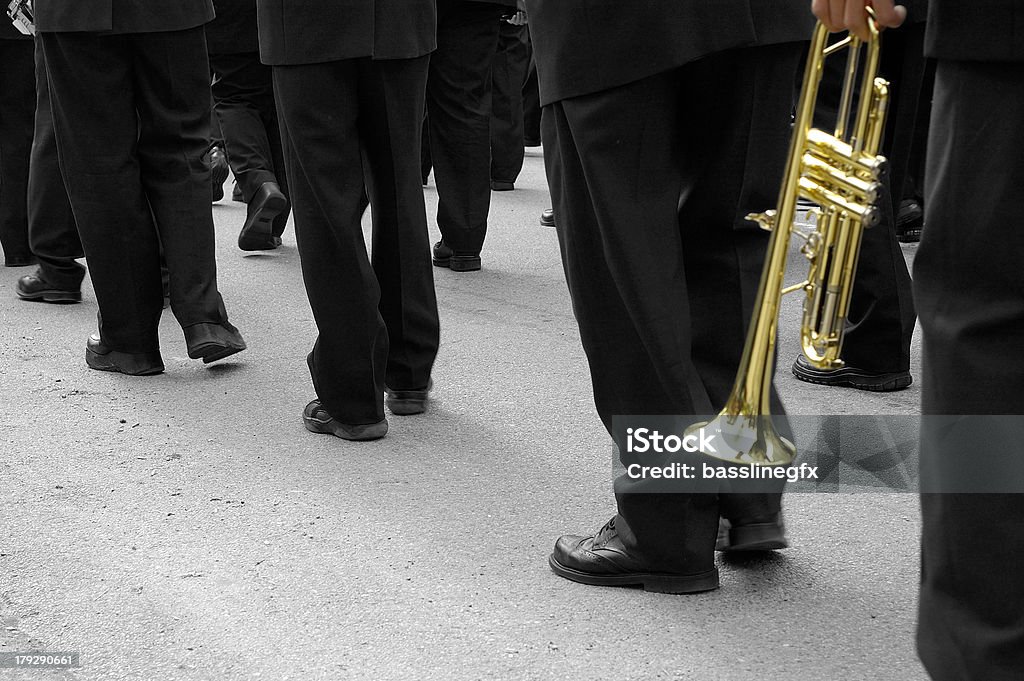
[624,427,717,454]
[625,461,819,483]
[611,414,1024,493]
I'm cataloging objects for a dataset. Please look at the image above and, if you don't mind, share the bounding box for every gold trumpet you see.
[686,10,890,466]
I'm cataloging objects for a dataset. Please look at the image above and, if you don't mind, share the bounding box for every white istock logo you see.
[625,427,717,454]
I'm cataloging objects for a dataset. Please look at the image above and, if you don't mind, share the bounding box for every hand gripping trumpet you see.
[686,9,890,466]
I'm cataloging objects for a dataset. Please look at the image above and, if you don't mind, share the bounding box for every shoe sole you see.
[187,341,246,365]
[792,364,912,392]
[86,348,164,376]
[239,193,288,251]
[548,556,719,594]
[303,415,388,441]
[17,289,82,303]
[211,163,229,187]
[717,522,789,552]
[432,255,481,272]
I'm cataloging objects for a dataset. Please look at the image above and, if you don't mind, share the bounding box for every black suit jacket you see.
[926,0,1024,62]
[525,0,814,105]
[257,0,435,65]
[34,0,214,33]
[899,0,928,23]
[208,0,258,54]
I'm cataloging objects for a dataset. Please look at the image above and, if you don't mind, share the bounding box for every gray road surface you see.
[1,148,927,680]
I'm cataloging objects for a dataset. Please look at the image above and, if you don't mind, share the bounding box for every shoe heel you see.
[43,290,83,304]
[386,395,427,415]
[239,191,288,251]
[86,347,164,376]
[726,523,789,551]
[642,568,720,594]
[449,255,481,272]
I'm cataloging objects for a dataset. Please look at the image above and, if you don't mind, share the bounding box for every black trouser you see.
[210,51,288,221]
[274,55,439,425]
[522,32,540,144]
[29,38,83,290]
[543,44,801,569]
[40,27,230,353]
[0,38,34,264]
[915,60,1024,681]
[901,58,935,204]
[426,0,506,255]
[489,21,529,184]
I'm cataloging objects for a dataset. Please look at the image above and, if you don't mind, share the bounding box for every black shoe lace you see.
[594,517,616,545]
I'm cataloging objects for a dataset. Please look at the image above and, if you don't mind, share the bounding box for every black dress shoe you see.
[490,180,515,191]
[86,335,164,376]
[206,145,229,202]
[539,208,555,227]
[549,517,719,594]
[238,181,288,251]
[432,240,481,272]
[302,400,388,441]
[385,378,433,415]
[716,513,789,552]
[895,198,923,243]
[184,321,246,364]
[792,354,912,392]
[16,269,82,303]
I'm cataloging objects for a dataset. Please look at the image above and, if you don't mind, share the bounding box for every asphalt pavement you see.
[0,147,927,681]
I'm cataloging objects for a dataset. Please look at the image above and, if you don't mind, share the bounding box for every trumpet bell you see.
[685,415,796,467]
